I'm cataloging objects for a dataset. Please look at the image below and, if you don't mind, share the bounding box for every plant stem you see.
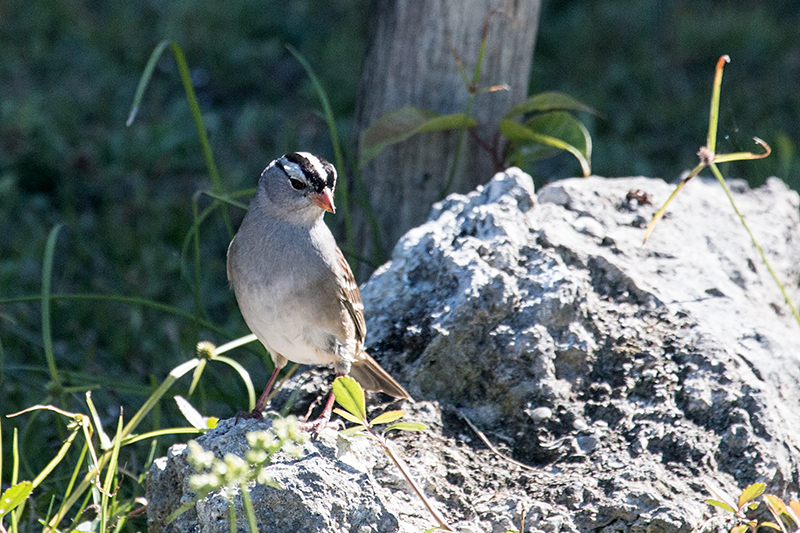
[373,432,454,532]
[241,483,258,533]
[706,55,730,154]
[709,163,800,327]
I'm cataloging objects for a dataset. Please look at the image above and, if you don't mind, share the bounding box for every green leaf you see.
[730,525,750,533]
[704,479,739,514]
[385,422,427,433]
[332,408,363,426]
[788,500,800,526]
[500,115,591,177]
[706,499,737,514]
[0,481,33,517]
[359,106,476,166]
[763,494,789,520]
[332,376,366,421]
[370,410,405,426]
[174,396,208,430]
[504,91,598,119]
[739,483,766,509]
[339,426,368,437]
[525,112,591,162]
[759,522,783,531]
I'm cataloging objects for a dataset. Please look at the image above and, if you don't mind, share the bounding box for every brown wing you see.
[335,245,366,344]
[334,246,410,399]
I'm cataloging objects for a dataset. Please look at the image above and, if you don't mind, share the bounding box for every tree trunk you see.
[351,0,541,277]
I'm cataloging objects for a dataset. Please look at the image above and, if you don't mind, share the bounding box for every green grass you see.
[1,1,799,529]
[531,0,800,191]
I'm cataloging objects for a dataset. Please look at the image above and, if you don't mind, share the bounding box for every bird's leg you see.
[247,365,281,418]
[300,373,344,433]
[319,388,338,425]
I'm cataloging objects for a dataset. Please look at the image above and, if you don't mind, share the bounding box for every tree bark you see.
[351,0,541,277]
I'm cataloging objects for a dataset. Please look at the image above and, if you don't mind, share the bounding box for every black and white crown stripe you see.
[272,152,336,193]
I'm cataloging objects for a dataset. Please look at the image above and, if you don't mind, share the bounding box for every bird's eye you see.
[288,178,307,190]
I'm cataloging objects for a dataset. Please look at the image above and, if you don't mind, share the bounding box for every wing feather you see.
[335,246,366,344]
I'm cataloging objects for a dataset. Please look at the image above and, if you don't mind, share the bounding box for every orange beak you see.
[310,189,336,213]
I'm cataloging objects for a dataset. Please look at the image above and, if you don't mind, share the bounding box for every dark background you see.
[1,0,798,481]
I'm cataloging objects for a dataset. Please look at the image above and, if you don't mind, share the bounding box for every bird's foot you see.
[298,415,344,435]
[299,389,340,435]
[234,408,265,423]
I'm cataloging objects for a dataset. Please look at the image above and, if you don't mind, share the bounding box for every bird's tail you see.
[349,352,412,399]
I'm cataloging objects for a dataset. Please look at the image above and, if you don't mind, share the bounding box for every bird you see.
[226,152,410,423]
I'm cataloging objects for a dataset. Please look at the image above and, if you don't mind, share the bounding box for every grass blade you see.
[0,335,5,395]
[241,482,258,533]
[58,441,89,518]
[100,411,124,533]
[642,179,688,244]
[347,152,384,268]
[0,292,231,340]
[85,391,112,450]
[214,334,258,355]
[119,358,200,440]
[642,161,706,244]
[706,55,730,154]
[708,163,800,327]
[174,395,208,430]
[188,358,207,397]
[126,40,232,241]
[713,137,771,163]
[214,355,256,412]
[126,40,170,126]
[41,224,63,390]
[286,44,354,255]
[121,427,203,445]
[167,42,231,235]
[32,424,80,489]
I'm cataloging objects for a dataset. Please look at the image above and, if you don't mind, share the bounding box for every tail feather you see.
[348,353,411,399]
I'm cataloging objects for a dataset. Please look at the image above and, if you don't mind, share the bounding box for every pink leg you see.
[301,373,343,433]
[252,365,281,416]
[319,389,337,423]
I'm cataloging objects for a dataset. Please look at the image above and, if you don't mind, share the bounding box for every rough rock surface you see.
[147,418,406,533]
[147,170,800,532]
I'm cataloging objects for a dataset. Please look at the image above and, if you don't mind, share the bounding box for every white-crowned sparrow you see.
[227,152,410,418]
